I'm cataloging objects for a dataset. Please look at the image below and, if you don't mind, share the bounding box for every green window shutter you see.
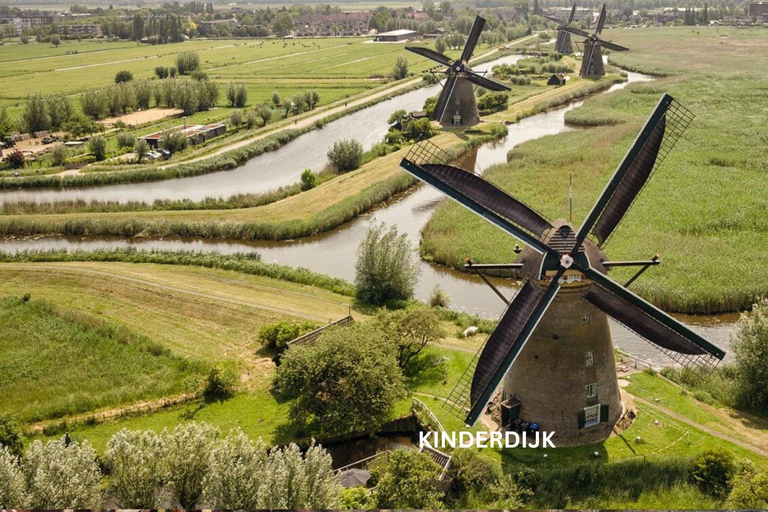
[578,409,585,429]
[600,403,609,422]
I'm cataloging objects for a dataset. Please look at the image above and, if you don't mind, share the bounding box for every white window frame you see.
[586,351,594,367]
[584,404,600,427]
[582,312,591,324]
[585,383,597,398]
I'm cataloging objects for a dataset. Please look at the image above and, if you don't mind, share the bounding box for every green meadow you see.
[420,27,768,314]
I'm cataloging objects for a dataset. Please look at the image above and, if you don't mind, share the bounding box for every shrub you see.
[0,414,23,458]
[393,55,409,80]
[355,222,420,305]
[134,139,150,162]
[116,131,135,148]
[164,422,219,509]
[0,446,28,508]
[341,487,375,508]
[88,135,107,161]
[160,130,188,154]
[300,169,316,191]
[190,69,208,81]
[327,139,363,173]
[271,90,281,108]
[732,298,768,412]
[690,448,736,499]
[405,117,433,141]
[246,109,260,129]
[258,320,318,351]
[229,109,244,127]
[429,284,450,307]
[154,66,169,79]
[202,365,238,402]
[176,51,200,75]
[372,449,443,508]
[226,82,248,108]
[105,429,167,508]
[477,91,509,115]
[114,70,133,83]
[51,144,68,167]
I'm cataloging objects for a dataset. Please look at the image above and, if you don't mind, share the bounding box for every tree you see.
[115,70,133,83]
[276,323,405,436]
[300,169,316,191]
[134,138,150,162]
[376,306,445,368]
[261,443,340,508]
[327,139,363,173]
[393,56,409,79]
[160,129,188,154]
[176,51,200,75]
[271,91,281,108]
[0,414,23,459]
[23,437,102,509]
[202,430,268,509]
[22,93,51,133]
[259,320,319,351]
[105,429,167,508]
[51,34,61,47]
[226,82,248,108]
[88,135,107,161]
[732,298,768,412]
[372,449,444,508]
[435,37,447,54]
[387,108,409,127]
[256,103,272,125]
[282,98,294,117]
[230,109,244,127]
[116,131,135,148]
[341,487,375,509]
[355,222,421,304]
[63,112,99,138]
[0,107,15,139]
[202,365,237,402]
[246,109,261,129]
[272,13,294,37]
[728,467,768,508]
[405,117,434,141]
[0,446,28,508]
[690,448,736,499]
[155,66,170,79]
[6,150,25,169]
[164,422,219,509]
[51,144,68,166]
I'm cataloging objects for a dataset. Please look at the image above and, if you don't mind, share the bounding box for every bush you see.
[300,169,316,191]
[0,414,23,459]
[229,109,244,127]
[190,69,208,81]
[355,222,421,305]
[372,449,443,508]
[51,144,68,167]
[226,82,248,108]
[477,91,509,115]
[393,55,409,80]
[154,66,169,79]
[405,118,433,141]
[429,284,450,307]
[114,70,133,83]
[690,448,736,499]
[134,139,150,162]
[732,298,768,412]
[341,487,375,508]
[105,429,167,508]
[202,365,238,402]
[327,139,363,173]
[0,446,28,508]
[258,320,319,351]
[88,135,107,161]
[176,51,200,75]
[160,130,188,154]
[246,109,260,129]
[116,131,135,148]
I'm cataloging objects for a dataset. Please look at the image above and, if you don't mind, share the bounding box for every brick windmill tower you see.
[561,4,629,78]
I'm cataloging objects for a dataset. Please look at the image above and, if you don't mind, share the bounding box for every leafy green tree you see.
[728,467,768,508]
[116,131,135,148]
[88,135,107,161]
[733,298,768,412]
[0,107,15,139]
[387,108,409,127]
[405,117,433,141]
[154,66,170,79]
[23,437,102,509]
[272,13,294,37]
[164,422,219,509]
[80,89,108,119]
[50,34,61,47]
[160,130,188,154]
[258,320,318,351]
[176,51,200,75]
[246,109,261,129]
[134,138,150,162]
[0,414,23,459]
[355,222,421,305]
[690,448,736,499]
[134,79,153,109]
[114,70,133,83]
[0,446,28,508]
[341,487,375,508]
[327,139,363,173]
[393,56,409,79]
[276,323,405,436]
[435,37,447,54]
[300,169,316,191]
[105,429,167,508]
[45,94,73,129]
[372,449,444,508]
[226,82,248,108]
[64,112,99,137]
[256,104,273,125]
[51,144,68,166]
[271,90,281,108]
[203,364,238,402]
[376,306,445,368]
[22,93,51,133]
[260,443,340,508]
[230,109,244,127]
[202,430,268,508]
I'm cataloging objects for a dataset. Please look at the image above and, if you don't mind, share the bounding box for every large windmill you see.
[405,16,510,127]
[400,94,725,441]
[560,4,629,78]
[545,4,578,55]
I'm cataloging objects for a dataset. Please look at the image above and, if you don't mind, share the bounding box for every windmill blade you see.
[578,264,725,369]
[432,74,458,123]
[595,4,607,34]
[568,3,577,24]
[465,70,511,92]
[598,38,630,52]
[573,94,694,248]
[405,45,453,67]
[545,14,565,24]
[460,16,486,63]
[445,273,564,425]
[559,25,592,38]
[400,145,557,255]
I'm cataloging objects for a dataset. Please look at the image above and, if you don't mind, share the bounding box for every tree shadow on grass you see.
[405,351,449,390]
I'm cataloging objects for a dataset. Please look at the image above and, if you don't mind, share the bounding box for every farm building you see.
[374,29,417,41]
[140,123,226,149]
[547,73,567,86]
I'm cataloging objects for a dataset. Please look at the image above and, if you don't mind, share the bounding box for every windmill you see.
[545,4,578,55]
[559,4,629,78]
[399,94,725,441]
[405,16,510,127]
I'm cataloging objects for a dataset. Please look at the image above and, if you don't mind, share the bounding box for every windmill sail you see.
[460,16,485,63]
[404,45,452,66]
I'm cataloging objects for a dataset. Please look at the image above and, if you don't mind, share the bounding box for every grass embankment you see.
[420,27,768,314]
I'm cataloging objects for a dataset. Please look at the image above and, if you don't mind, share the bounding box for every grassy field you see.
[420,27,768,314]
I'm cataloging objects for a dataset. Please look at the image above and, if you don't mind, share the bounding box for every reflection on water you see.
[0,68,733,365]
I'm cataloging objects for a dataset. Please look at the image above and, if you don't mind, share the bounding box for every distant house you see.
[56,24,102,37]
[295,12,371,37]
[140,123,226,149]
[749,2,768,18]
[547,73,566,86]
[424,27,444,38]
[374,29,417,42]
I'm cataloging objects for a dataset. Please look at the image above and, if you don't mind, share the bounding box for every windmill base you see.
[580,42,605,78]
[501,285,623,443]
[437,77,480,127]
[556,31,573,55]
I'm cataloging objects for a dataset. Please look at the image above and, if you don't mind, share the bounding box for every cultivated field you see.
[420,27,768,314]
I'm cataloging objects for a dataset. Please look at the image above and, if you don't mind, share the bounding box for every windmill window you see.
[583,404,600,427]
[582,313,591,324]
[585,383,597,398]
[586,351,594,367]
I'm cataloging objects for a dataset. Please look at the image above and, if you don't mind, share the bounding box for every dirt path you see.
[631,395,768,457]
[9,263,332,323]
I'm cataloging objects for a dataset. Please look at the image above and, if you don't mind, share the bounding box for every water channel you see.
[0,60,737,365]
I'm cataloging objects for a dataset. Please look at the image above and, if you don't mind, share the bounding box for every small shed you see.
[374,29,417,42]
[547,73,567,86]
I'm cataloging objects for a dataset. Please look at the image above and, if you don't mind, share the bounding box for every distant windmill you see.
[400,94,724,441]
[405,16,510,127]
[560,4,629,78]
[545,4,578,54]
